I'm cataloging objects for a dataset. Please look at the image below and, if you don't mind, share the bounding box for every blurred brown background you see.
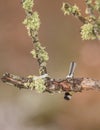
[0,0,100,130]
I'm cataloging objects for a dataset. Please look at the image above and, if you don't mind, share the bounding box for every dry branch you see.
[1,72,100,97]
[1,62,100,100]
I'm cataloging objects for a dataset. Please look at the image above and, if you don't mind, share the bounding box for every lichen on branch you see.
[61,3,81,16]
[61,0,100,40]
[31,42,49,63]
[22,0,49,92]
[81,23,96,40]
[22,0,34,11]
[24,75,46,93]
[23,11,40,36]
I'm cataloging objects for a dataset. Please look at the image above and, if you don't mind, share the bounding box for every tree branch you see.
[1,72,100,99]
[22,0,49,75]
[61,1,100,40]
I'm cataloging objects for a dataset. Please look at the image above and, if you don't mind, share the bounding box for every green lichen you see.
[71,5,81,15]
[81,23,96,40]
[23,12,40,35]
[31,42,49,62]
[22,0,48,91]
[61,3,81,16]
[24,75,46,93]
[30,49,36,58]
[95,0,100,11]
[34,78,46,93]
[22,0,34,11]
[62,0,100,40]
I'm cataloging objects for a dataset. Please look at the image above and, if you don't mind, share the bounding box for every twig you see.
[85,0,94,17]
[61,1,100,40]
[22,0,48,75]
[61,2,86,23]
